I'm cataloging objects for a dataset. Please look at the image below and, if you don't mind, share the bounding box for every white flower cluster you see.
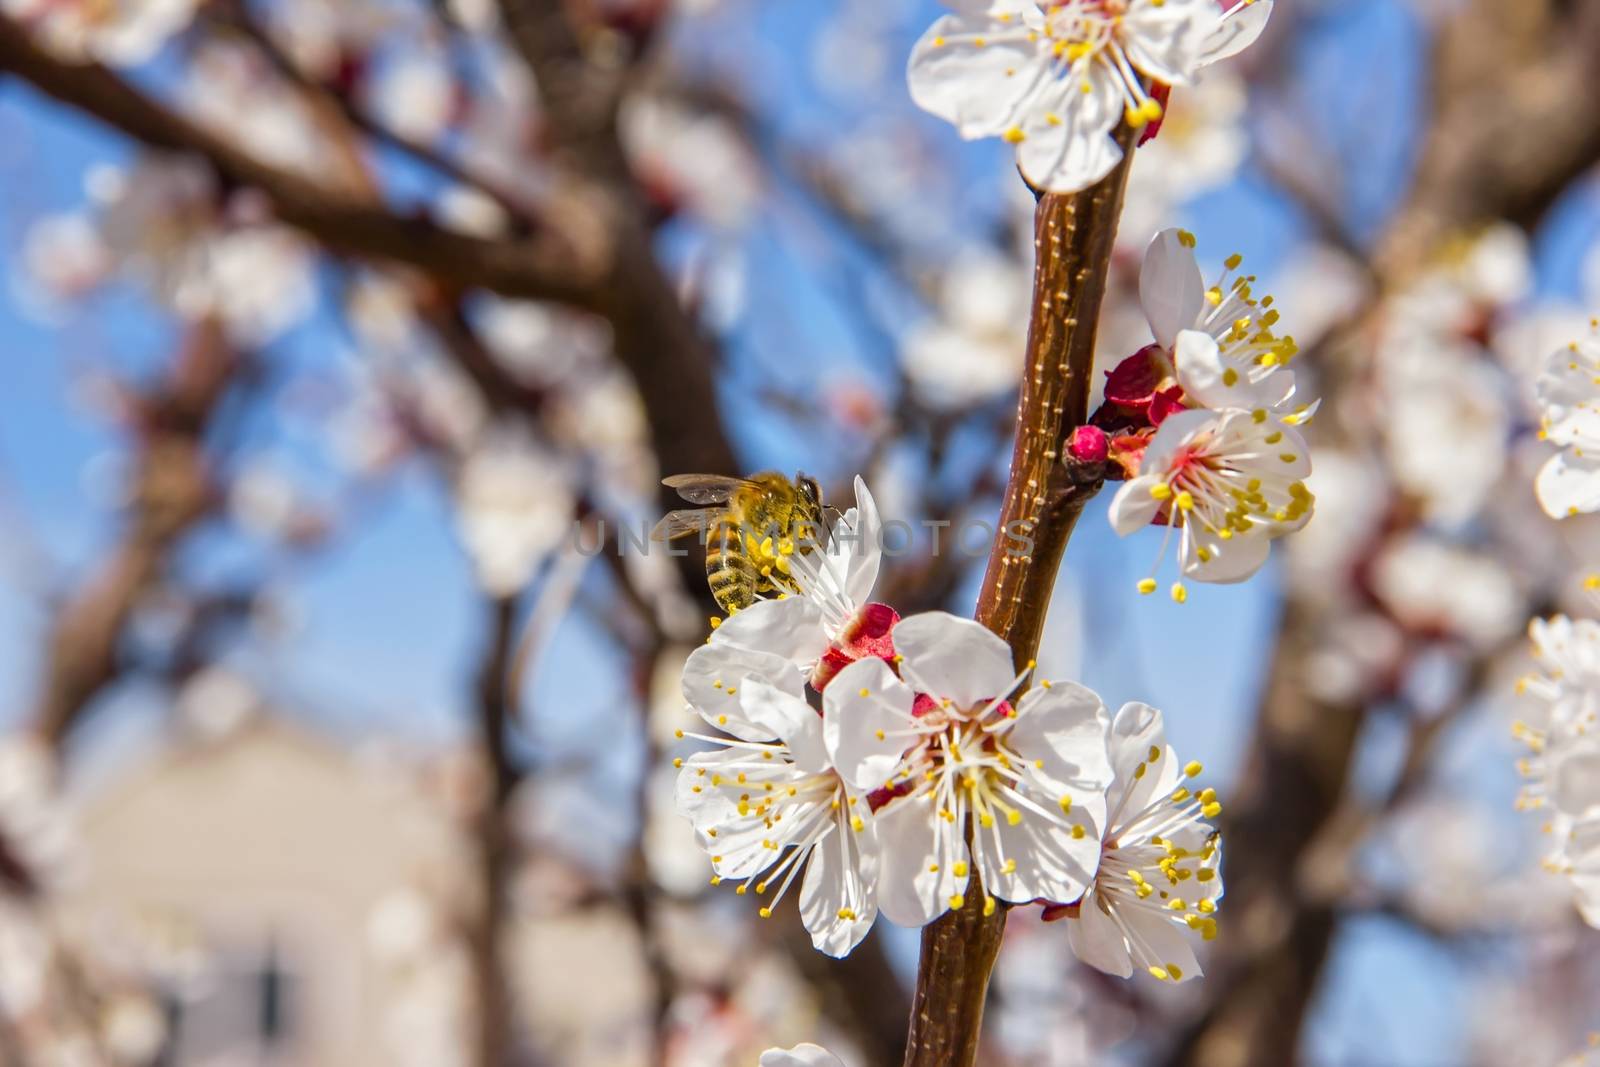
[672,479,1224,986]
[1515,612,1600,927]
[1533,319,1600,520]
[907,0,1274,194]
[1105,229,1318,601]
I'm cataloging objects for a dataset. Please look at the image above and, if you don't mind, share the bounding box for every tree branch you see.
[0,14,609,307]
[902,137,1136,1067]
[32,324,240,747]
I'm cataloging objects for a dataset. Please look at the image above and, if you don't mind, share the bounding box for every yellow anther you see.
[1171,583,1188,604]
[949,894,966,911]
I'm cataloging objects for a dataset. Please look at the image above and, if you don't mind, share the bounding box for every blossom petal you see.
[844,476,883,608]
[875,794,968,926]
[1008,682,1114,789]
[1536,451,1600,519]
[1119,0,1216,84]
[1104,701,1175,823]
[1140,230,1206,350]
[1179,521,1272,584]
[823,657,917,791]
[1552,743,1600,819]
[741,679,829,775]
[1109,476,1165,535]
[1012,64,1124,194]
[710,596,829,668]
[1172,329,1292,412]
[894,611,1017,709]
[760,1045,847,1067]
[1140,407,1216,473]
[974,797,1101,905]
[1123,901,1205,981]
[799,809,880,958]
[1199,0,1274,66]
[907,17,1050,140]
[682,644,802,741]
[1064,893,1135,978]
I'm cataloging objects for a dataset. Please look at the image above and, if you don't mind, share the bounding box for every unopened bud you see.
[1068,425,1109,464]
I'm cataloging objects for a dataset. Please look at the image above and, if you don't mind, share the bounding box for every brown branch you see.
[32,323,240,747]
[204,0,535,222]
[902,137,1136,1067]
[490,0,736,485]
[0,14,610,307]
[471,594,523,1067]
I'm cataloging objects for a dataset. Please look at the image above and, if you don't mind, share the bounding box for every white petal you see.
[1140,230,1206,350]
[799,809,880,958]
[1552,744,1600,818]
[682,644,802,741]
[1119,0,1216,84]
[1104,701,1172,825]
[894,611,1017,710]
[823,658,917,791]
[741,679,830,775]
[1536,451,1600,519]
[875,794,968,927]
[1179,521,1272,584]
[1123,903,1204,981]
[1171,329,1292,412]
[975,800,1101,905]
[844,476,883,608]
[1008,682,1113,789]
[1199,0,1273,66]
[1108,476,1165,535]
[760,1046,846,1067]
[1140,407,1217,473]
[907,17,1050,139]
[711,596,829,667]
[1064,894,1134,978]
[1012,66,1124,194]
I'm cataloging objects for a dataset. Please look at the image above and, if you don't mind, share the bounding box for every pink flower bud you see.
[1068,425,1109,464]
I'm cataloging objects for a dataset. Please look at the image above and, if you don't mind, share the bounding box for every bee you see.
[651,472,826,615]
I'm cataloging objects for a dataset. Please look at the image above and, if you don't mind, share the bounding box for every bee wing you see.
[662,474,753,505]
[651,508,715,542]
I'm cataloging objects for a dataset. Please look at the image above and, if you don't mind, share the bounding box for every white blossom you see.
[1137,228,1316,423]
[1052,701,1222,983]
[1109,407,1314,595]
[822,612,1112,926]
[673,663,881,957]
[907,0,1273,193]
[454,431,573,597]
[902,250,1031,410]
[1534,321,1600,519]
